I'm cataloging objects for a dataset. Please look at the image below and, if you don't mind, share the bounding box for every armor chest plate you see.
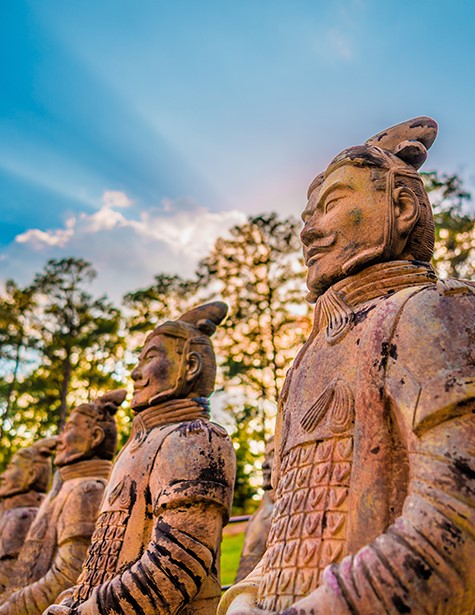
[258,299,382,612]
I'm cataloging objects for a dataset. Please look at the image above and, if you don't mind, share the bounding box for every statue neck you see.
[313,260,437,342]
[132,396,210,433]
[58,457,112,482]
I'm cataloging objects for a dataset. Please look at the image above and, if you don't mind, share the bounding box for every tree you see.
[423,171,475,279]
[31,257,126,430]
[0,281,37,466]
[198,213,312,412]
[123,274,199,339]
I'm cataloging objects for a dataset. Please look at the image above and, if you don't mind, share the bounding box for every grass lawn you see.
[220,530,245,587]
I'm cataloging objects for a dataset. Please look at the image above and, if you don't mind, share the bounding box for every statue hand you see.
[41,606,73,615]
[228,609,275,615]
[225,594,275,615]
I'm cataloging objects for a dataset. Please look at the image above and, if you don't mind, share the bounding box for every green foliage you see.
[0,280,38,467]
[228,402,264,513]
[0,258,127,469]
[30,258,126,429]
[422,171,475,279]
[123,274,200,337]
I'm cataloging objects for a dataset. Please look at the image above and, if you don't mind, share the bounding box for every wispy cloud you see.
[16,218,76,249]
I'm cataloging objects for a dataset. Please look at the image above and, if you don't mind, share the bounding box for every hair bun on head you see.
[96,389,127,416]
[393,140,428,169]
[365,116,438,170]
[32,436,58,457]
[178,301,228,337]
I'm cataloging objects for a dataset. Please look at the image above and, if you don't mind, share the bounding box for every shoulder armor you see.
[386,282,475,436]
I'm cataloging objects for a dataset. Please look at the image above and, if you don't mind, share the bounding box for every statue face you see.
[0,453,33,498]
[301,164,387,296]
[131,333,184,410]
[55,410,102,467]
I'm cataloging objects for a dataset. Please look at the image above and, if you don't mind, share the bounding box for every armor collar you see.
[314,260,437,343]
[132,396,210,434]
[0,490,44,511]
[58,458,112,482]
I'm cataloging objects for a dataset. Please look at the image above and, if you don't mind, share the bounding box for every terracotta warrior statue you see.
[0,438,56,592]
[45,302,236,615]
[235,437,275,582]
[0,389,125,614]
[220,117,475,614]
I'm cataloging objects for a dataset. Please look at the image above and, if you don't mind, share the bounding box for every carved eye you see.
[325,197,340,213]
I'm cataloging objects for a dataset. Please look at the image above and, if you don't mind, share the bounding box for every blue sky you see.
[1,0,474,301]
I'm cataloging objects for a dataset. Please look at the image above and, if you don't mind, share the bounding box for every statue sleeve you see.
[0,508,38,592]
[286,285,475,614]
[0,480,105,615]
[74,420,236,615]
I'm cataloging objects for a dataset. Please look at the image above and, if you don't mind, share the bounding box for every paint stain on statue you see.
[436,518,463,552]
[403,553,433,581]
[378,342,398,371]
[349,207,363,225]
[391,594,412,613]
[449,456,475,496]
[199,455,227,484]
[354,303,377,325]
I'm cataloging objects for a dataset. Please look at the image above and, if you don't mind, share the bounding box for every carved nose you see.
[131,365,141,381]
[300,221,318,246]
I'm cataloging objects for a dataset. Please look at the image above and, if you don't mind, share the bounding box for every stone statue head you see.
[55,389,126,467]
[301,116,437,300]
[131,302,228,410]
[0,437,56,498]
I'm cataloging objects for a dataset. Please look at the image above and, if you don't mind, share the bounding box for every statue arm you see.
[0,481,104,615]
[71,422,236,615]
[0,508,38,592]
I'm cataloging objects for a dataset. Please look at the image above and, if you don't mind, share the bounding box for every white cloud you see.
[7,191,246,301]
[15,217,76,249]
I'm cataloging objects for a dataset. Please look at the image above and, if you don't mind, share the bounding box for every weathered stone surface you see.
[219,117,475,614]
[0,390,124,614]
[0,438,56,592]
[235,437,275,582]
[45,302,236,615]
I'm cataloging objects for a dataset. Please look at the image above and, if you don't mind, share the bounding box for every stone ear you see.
[185,351,203,383]
[92,425,106,450]
[393,186,420,238]
[27,464,41,488]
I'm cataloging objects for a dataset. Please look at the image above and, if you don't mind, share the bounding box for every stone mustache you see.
[219,117,475,614]
[45,301,236,615]
[0,389,125,615]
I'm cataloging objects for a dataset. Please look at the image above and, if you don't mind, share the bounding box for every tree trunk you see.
[59,352,72,430]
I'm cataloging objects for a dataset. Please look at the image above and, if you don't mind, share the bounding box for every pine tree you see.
[30,257,126,430]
